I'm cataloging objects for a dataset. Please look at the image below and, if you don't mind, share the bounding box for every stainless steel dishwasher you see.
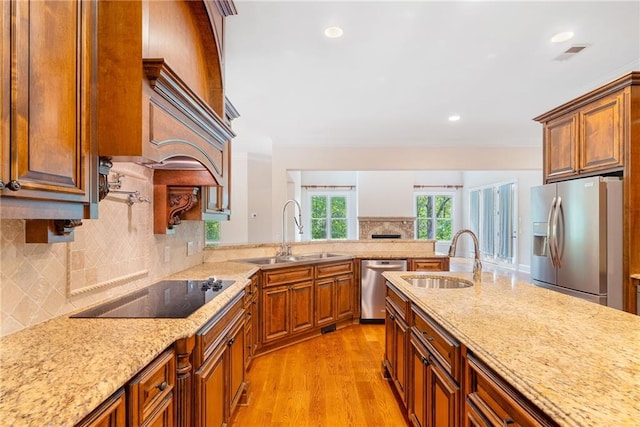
[360,259,407,322]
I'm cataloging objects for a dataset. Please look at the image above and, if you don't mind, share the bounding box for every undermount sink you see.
[237,253,346,265]
[402,276,473,289]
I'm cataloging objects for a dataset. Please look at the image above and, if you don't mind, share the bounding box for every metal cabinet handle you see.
[6,180,21,191]
[156,381,168,391]
[503,418,515,426]
[421,331,434,341]
[228,337,235,346]
[389,314,395,320]
[421,356,429,365]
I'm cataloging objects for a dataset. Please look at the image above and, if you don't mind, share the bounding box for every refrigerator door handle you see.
[553,196,563,269]
[546,197,557,268]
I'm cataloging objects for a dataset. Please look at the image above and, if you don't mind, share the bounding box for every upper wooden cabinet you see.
[534,73,635,183]
[1,0,98,220]
[97,0,237,229]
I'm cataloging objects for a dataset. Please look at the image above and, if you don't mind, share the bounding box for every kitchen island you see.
[383,270,640,426]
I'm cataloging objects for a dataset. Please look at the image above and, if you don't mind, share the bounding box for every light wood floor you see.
[230,324,409,427]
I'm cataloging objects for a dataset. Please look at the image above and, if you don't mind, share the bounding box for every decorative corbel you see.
[53,219,83,236]
[167,187,200,229]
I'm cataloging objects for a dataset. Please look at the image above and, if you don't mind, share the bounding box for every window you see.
[415,193,454,241]
[469,182,516,263]
[309,193,348,240]
[205,220,220,246]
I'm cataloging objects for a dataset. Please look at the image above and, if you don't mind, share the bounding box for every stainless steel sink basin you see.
[236,253,346,265]
[402,276,473,289]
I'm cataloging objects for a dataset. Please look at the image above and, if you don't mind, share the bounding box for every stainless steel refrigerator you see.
[530,176,623,308]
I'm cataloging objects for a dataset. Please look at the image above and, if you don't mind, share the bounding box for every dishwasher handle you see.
[364,263,407,271]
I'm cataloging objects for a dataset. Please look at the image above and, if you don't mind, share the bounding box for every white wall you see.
[357,171,414,216]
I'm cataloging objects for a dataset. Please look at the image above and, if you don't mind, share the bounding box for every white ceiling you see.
[224,1,640,152]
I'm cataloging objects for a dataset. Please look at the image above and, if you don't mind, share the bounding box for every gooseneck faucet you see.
[448,229,482,281]
[278,199,303,257]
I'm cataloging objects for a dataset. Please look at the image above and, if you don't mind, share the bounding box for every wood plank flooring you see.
[230,324,409,427]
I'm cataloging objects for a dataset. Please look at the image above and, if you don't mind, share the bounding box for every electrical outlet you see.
[187,241,194,256]
[164,246,171,262]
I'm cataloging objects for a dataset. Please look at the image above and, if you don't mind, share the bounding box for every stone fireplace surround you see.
[358,217,416,240]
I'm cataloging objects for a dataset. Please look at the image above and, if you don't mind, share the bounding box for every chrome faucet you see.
[448,229,482,281]
[277,199,303,257]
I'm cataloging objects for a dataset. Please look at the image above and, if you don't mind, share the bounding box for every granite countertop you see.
[349,251,448,259]
[0,261,258,427]
[631,274,640,280]
[383,270,640,426]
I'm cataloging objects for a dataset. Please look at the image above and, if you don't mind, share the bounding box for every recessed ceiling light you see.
[324,26,344,38]
[448,115,461,122]
[551,31,574,43]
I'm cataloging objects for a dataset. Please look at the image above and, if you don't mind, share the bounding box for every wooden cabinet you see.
[244,273,260,369]
[76,389,126,427]
[97,1,237,231]
[128,348,176,427]
[464,352,557,427]
[409,305,460,427]
[409,258,450,272]
[538,91,624,181]
[315,261,355,326]
[383,283,410,407]
[262,280,314,344]
[1,0,98,223]
[194,294,246,427]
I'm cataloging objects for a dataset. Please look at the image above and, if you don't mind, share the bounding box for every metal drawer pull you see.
[421,356,429,365]
[228,337,235,346]
[156,381,168,391]
[421,331,434,341]
[503,418,515,426]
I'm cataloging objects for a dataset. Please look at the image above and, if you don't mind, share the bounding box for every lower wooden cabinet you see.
[76,389,126,427]
[262,280,314,344]
[194,295,246,427]
[464,353,557,427]
[383,284,410,408]
[409,333,459,427]
[409,258,450,272]
[128,349,176,427]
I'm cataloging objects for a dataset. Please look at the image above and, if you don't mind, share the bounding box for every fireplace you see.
[358,217,415,239]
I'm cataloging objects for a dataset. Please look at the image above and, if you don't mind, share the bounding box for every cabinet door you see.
[394,313,409,407]
[315,278,336,326]
[544,114,578,180]
[262,286,289,343]
[76,389,126,427]
[250,297,259,356]
[335,274,354,319]
[290,281,314,334]
[429,361,459,427]
[3,0,96,216]
[579,92,624,173]
[410,336,429,427]
[384,304,396,379]
[194,342,226,427]
[141,397,174,427]
[228,318,245,415]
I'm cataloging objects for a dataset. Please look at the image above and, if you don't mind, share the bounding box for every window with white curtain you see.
[307,191,350,240]
[415,192,455,241]
[469,182,516,264]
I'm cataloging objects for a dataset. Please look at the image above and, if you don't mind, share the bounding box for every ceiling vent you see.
[554,45,588,61]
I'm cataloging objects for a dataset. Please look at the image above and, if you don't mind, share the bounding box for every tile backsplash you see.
[0,163,205,336]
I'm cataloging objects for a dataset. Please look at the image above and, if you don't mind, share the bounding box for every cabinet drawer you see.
[315,261,353,278]
[411,304,460,381]
[410,258,449,271]
[197,294,244,365]
[263,266,313,287]
[386,283,408,320]
[466,353,556,427]
[128,348,175,427]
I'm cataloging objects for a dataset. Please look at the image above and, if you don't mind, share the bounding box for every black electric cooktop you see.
[71,278,235,318]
